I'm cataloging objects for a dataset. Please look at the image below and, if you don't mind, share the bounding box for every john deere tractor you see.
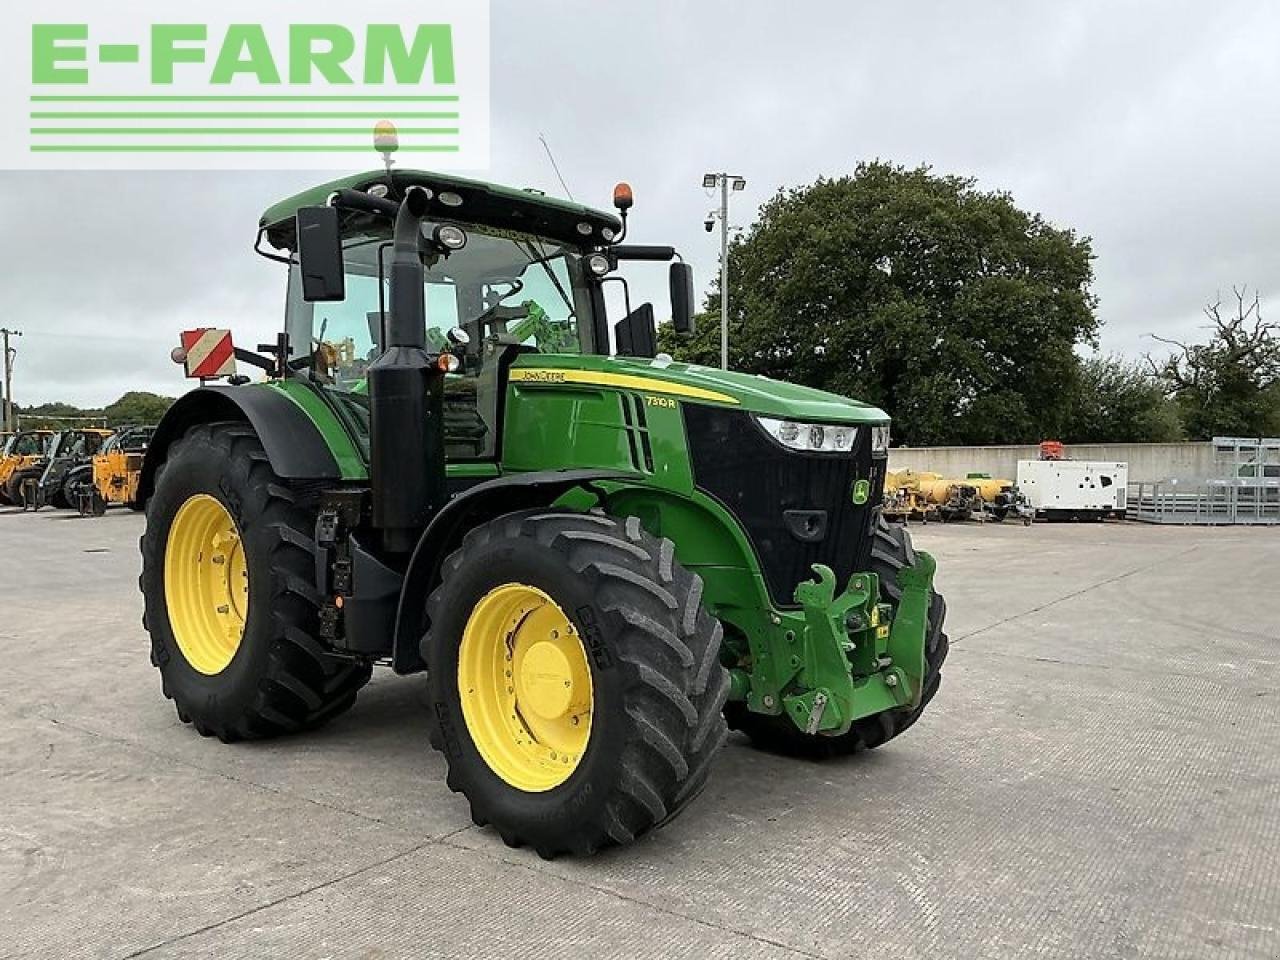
[139,162,948,857]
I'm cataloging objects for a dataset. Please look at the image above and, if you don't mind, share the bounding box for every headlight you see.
[433,224,468,250]
[871,423,890,456]
[756,416,858,454]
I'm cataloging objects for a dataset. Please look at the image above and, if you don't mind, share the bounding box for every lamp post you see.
[702,172,747,370]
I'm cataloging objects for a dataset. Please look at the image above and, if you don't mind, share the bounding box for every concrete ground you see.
[1,507,1278,960]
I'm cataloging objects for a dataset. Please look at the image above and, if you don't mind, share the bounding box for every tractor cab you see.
[257,168,692,464]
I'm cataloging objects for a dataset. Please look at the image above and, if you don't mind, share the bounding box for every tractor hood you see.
[508,355,889,423]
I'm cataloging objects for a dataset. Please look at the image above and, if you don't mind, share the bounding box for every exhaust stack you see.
[367,186,446,553]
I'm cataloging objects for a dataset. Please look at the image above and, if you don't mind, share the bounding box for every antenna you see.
[538,133,574,201]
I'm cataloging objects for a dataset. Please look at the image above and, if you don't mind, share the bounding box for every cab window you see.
[286,223,596,462]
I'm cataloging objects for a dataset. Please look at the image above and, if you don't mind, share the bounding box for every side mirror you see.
[296,206,346,303]
[669,262,695,335]
[615,303,658,358]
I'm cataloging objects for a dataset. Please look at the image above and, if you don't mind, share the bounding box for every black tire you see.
[139,421,372,742]
[726,513,948,758]
[0,474,18,505]
[423,509,730,858]
[48,483,71,510]
[65,466,93,514]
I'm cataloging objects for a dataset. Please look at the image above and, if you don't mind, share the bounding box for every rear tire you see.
[726,513,948,758]
[424,509,729,857]
[140,421,371,742]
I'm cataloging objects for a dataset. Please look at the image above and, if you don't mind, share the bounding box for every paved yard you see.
[2,506,1278,959]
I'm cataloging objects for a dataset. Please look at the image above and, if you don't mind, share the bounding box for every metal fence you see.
[1127,437,1280,525]
[1127,479,1280,525]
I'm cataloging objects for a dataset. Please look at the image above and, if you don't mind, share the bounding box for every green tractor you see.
[139,162,948,857]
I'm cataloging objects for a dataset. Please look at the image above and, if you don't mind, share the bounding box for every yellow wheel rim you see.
[164,494,249,676]
[457,584,593,792]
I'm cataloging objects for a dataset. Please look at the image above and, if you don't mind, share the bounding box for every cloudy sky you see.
[2,0,1275,407]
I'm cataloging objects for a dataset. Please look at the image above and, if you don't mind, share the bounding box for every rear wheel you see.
[139,421,371,742]
[726,513,948,757]
[424,510,729,857]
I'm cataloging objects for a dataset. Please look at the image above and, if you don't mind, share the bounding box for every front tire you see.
[424,510,729,857]
[140,421,371,742]
[726,513,948,757]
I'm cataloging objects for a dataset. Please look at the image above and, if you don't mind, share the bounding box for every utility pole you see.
[701,172,747,370]
[1,328,20,432]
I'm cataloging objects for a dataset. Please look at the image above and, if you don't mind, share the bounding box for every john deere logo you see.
[852,479,870,505]
[3,0,490,170]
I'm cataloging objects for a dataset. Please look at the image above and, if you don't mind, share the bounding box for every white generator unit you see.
[1015,459,1129,518]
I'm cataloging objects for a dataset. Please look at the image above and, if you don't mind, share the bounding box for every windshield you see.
[7,433,44,456]
[285,221,598,460]
[287,222,595,390]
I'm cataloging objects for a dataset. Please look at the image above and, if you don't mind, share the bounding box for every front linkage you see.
[732,552,937,736]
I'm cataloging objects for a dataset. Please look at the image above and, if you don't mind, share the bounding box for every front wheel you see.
[726,514,949,757]
[423,510,730,857]
[139,421,371,742]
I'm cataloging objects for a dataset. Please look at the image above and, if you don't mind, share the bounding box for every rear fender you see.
[139,385,342,504]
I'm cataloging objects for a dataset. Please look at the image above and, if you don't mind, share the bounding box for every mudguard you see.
[390,468,640,673]
[139,385,341,504]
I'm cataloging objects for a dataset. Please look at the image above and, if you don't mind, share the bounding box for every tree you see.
[1147,288,1280,439]
[14,391,174,430]
[15,401,96,430]
[659,162,1099,445]
[1063,354,1182,444]
[103,391,174,427]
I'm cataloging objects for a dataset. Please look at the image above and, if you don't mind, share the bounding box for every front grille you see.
[683,404,884,608]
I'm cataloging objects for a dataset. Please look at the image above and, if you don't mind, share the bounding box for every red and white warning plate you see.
[179,329,236,380]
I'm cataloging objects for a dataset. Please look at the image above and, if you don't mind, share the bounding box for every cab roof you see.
[260,169,622,251]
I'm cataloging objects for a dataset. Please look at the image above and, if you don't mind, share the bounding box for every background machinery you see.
[66,425,155,516]
[137,155,949,857]
[0,429,53,505]
[12,428,113,510]
[884,469,1031,524]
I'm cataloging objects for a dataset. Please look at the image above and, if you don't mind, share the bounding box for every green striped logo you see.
[8,3,490,169]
